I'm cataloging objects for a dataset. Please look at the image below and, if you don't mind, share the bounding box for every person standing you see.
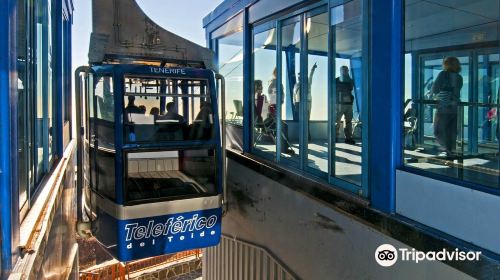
[431,56,463,157]
[335,66,355,145]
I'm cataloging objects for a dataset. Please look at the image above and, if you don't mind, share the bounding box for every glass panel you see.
[17,0,29,210]
[87,75,116,199]
[306,11,328,174]
[35,0,46,184]
[252,27,277,158]
[218,31,244,127]
[478,53,500,151]
[281,19,301,164]
[404,0,500,189]
[95,76,114,148]
[92,75,115,200]
[47,0,54,164]
[125,148,217,203]
[94,148,116,200]
[124,77,213,142]
[332,0,364,185]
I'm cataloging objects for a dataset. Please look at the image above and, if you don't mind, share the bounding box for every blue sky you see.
[72,0,223,70]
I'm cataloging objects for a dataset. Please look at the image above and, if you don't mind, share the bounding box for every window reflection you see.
[249,1,367,193]
[123,77,213,143]
[17,0,29,212]
[281,19,301,164]
[218,31,244,126]
[34,0,55,186]
[252,27,278,158]
[332,0,364,186]
[404,0,500,189]
[306,11,328,174]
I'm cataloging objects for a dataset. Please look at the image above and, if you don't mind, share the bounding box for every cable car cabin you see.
[80,64,223,262]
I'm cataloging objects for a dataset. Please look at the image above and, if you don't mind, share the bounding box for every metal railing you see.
[203,235,299,280]
[79,249,202,280]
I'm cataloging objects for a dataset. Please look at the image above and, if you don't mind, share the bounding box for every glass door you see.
[330,0,365,189]
[304,8,329,176]
[279,15,302,167]
[251,24,277,159]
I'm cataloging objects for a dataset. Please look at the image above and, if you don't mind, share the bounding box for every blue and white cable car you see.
[75,64,226,262]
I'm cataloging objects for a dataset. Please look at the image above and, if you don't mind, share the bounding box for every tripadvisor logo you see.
[375,244,481,267]
[375,244,398,267]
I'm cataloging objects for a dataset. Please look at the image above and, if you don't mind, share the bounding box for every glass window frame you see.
[250,21,278,161]
[18,0,64,219]
[17,0,36,219]
[33,0,57,192]
[248,0,370,197]
[213,30,245,128]
[304,6,330,178]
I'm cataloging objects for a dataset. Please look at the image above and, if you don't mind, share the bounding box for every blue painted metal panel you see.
[66,18,72,139]
[390,0,404,179]
[55,0,64,157]
[368,0,403,213]
[114,69,125,205]
[242,10,251,153]
[0,0,17,275]
[94,206,222,262]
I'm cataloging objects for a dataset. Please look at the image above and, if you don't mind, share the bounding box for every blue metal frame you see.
[242,9,252,152]
[390,0,404,209]
[299,12,306,171]
[367,0,401,212]
[0,0,18,274]
[54,0,64,157]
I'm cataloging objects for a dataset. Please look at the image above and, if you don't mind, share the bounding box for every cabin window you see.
[123,77,213,143]
[125,149,217,203]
